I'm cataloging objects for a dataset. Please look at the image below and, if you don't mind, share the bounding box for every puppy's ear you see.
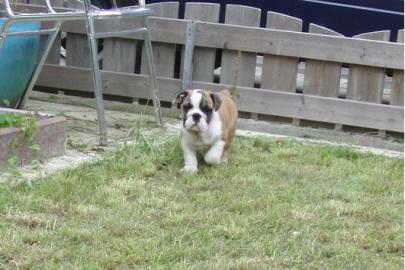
[173,91,190,109]
[210,92,222,111]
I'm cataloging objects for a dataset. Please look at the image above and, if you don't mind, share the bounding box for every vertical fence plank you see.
[303,24,344,129]
[303,24,343,97]
[103,37,137,72]
[261,12,302,92]
[184,2,220,83]
[102,15,141,73]
[347,30,390,135]
[65,0,91,67]
[220,5,261,87]
[141,2,179,77]
[347,30,390,103]
[45,34,61,65]
[261,12,302,124]
[391,29,404,106]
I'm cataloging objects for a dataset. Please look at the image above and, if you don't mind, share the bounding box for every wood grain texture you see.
[391,29,404,106]
[140,2,179,77]
[65,0,90,68]
[60,18,404,69]
[37,64,404,132]
[347,30,390,103]
[261,12,302,92]
[220,5,261,87]
[103,37,137,73]
[184,2,220,82]
[303,24,343,97]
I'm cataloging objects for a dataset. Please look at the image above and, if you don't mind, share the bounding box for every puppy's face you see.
[175,89,222,133]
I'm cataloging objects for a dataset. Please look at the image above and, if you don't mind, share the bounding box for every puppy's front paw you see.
[204,152,221,165]
[180,165,198,174]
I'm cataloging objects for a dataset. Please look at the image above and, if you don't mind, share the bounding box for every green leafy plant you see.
[0,113,25,128]
[0,113,38,141]
[0,113,40,167]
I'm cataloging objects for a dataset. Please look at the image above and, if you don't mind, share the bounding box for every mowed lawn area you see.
[0,136,403,269]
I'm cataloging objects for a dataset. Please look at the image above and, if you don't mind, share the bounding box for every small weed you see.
[320,145,361,161]
[0,113,24,128]
[0,113,39,168]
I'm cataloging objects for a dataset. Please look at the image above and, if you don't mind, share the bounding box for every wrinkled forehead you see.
[184,89,213,108]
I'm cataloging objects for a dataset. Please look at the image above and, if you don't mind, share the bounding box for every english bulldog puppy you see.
[174,89,238,174]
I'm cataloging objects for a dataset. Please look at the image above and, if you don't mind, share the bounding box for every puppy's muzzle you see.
[192,113,201,123]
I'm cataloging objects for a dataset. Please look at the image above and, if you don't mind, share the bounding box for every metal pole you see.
[83,0,108,145]
[143,16,163,127]
[181,21,196,92]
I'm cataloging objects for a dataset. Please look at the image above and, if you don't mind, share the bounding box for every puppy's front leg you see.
[181,140,198,174]
[204,140,225,165]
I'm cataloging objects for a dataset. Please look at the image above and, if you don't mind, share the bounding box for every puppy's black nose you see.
[192,113,201,122]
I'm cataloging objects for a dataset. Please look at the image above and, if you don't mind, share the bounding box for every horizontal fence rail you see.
[37,64,404,132]
[60,17,404,69]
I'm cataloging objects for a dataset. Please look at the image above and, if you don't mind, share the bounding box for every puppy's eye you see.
[183,104,192,110]
[202,105,211,112]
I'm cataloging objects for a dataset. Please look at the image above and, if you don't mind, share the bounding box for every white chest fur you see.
[181,111,222,150]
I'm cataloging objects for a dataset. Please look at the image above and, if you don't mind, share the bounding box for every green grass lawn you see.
[0,135,403,269]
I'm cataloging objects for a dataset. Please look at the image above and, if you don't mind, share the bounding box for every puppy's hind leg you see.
[221,147,229,164]
[204,140,225,165]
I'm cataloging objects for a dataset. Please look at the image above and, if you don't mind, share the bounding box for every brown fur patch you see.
[217,89,238,149]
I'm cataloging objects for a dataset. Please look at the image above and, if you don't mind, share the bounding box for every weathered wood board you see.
[261,12,302,92]
[37,64,404,132]
[220,5,261,87]
[103,23,139,73]
[391,29,404,106]
[60,17,404,70]
[184,2,220,82]
[140,2,179,77]
[65,0,91,68]
[303,24,343,97]
[347,30,390,103]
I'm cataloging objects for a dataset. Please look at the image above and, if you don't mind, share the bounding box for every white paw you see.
[204,152,221,165]
[181,165,198,174]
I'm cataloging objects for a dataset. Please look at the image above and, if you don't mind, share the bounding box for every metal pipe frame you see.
[1,0,163,145]
[142,16,163,127]
[181,20,196,92]
[83,0,108,145]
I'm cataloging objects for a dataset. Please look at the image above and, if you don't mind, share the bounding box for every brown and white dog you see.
[174,89,238,174]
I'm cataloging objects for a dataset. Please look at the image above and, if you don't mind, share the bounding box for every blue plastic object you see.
[0,19,40,108]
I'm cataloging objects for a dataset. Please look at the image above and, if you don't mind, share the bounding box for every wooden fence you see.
[10,1,405,133]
